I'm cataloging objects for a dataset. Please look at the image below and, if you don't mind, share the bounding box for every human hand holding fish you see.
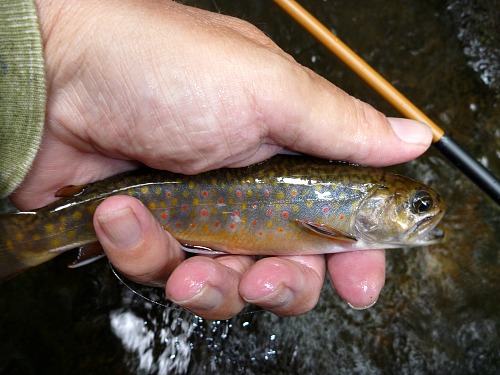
[7,0,436,319]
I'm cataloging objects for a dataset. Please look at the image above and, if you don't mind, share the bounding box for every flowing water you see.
[1,1,499,374]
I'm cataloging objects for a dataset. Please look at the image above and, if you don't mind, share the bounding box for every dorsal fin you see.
[55,184,89,197]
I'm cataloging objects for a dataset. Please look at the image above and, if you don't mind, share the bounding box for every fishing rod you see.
[273,0,500,206]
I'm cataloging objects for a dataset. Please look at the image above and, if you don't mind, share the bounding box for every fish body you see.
[0,156,445,280]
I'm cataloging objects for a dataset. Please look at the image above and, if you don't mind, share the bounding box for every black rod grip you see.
[434,134,500,205]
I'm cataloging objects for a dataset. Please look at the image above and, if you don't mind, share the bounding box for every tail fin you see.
[0,208,103,282]
[0,212,59,282]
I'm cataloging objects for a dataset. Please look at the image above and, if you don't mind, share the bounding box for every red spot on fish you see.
[230,223,235,229]
[339,214,345,220]
[267,208,273,216]
[201,209,208,217]
[218,197,224,204]
[161,212,167,219]
[236,189,243,198]
[264,189,270,197]
[166,192,172,198]
[214,221,220,227]
[251,202,257,209]
[202,190,208,198]
[252,220,258,226]
[175,222,181,228]
[191,223,196,228]
[323,206,329,213]
[282,211,289,219]
[181,205,187,211]
[258,231,263,236]
[233,211,239,217]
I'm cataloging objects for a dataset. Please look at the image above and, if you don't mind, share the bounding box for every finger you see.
[166,255,254,320]
[239,255,326,316]
[93,195,185,287]
[255,57,433,167]
[327,250,386,309]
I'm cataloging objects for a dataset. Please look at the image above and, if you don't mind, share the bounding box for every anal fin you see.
[180,244,227,255]
[67,243,106,268]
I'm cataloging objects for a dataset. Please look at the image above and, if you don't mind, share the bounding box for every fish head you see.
[354,179,445,246]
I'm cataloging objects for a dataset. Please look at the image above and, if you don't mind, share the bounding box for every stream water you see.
[1,1,499,374]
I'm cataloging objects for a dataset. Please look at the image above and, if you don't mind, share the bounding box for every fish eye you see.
[411,190,433,214]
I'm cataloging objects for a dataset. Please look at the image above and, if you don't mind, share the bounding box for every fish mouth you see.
[409,213,445,245]
[420,225,445,244]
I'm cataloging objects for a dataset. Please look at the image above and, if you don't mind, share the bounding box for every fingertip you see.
[240,256,325,316]
[327,250,386,310]
[166,256,247,320]
[387,117,433,147]
[166,258,224,309]
[95,200,142,250]
[94,195,184,285]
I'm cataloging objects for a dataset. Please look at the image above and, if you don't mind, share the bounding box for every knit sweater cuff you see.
[0,0,46,197]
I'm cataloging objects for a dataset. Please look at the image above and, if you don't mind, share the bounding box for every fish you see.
[0,155,445,281]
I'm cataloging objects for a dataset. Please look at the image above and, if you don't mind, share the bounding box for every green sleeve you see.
[0,0,46,197]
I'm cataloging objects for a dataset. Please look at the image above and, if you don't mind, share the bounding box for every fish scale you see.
[126,161,372,254]
[0,155,445,281]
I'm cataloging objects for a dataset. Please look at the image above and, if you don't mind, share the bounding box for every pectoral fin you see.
[297,220,357,242]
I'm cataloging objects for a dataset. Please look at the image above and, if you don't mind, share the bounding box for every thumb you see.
[259,65,432,167]
[93,195,185,286]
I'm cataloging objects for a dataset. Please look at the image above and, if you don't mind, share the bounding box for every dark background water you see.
[1,0,499,374]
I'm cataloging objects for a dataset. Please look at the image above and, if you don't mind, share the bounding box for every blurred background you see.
[1,1,498,374]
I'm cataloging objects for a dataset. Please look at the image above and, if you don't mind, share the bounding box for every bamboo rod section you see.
[273,0,500,204]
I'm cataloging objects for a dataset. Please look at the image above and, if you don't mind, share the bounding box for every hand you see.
[13,0,432,319]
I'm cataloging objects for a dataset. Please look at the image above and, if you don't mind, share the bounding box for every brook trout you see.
[0,156,445,281]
